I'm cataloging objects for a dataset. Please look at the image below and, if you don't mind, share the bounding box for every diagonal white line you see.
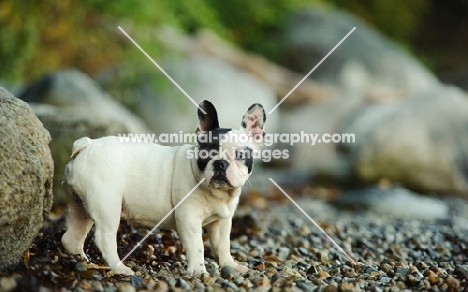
[269,178,356,263]
[118,178,206,266]
[268,27,356,114]
[118,26,206,114]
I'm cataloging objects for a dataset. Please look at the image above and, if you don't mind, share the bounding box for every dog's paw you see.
[186,265,208,277]
[113,265,135,276]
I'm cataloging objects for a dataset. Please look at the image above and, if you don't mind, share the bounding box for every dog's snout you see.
[213,160,229,171]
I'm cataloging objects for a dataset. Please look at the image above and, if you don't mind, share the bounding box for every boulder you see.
[19,69,151,205]
[339,85,468,196]
[276,6,444,182]
[281,7,438,95]
[19,69,149,134]
[279,91,363,182]
[333,187,449,219]
[0,87,53,270]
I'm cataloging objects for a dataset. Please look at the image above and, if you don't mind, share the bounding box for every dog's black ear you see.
[241,103,266,136]
[196,100,219,132]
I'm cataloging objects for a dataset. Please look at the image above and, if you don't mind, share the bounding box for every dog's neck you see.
[210,187,241,201]
[190,154,203,183]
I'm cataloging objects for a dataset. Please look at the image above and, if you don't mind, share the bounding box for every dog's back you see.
[62,136,194,226]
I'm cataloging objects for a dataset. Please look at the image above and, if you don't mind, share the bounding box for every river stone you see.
[281,7,437,94]
[334,187,449,220]
[340,85,468,196]
[0,86,53,269]
[19,69,148,134]
[137,55,279,135]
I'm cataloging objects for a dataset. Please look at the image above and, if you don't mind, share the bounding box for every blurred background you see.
[3,2,468,286]
[2,1,468,88]
[1,0,468,215]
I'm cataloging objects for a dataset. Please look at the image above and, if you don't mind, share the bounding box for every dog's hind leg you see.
[87,190,134,275]
[61,190,94,261]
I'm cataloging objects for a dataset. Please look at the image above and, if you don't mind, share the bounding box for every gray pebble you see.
[88,281,104,291]
[206,261,220,276]
[103,285,117,292]
[193,282,205,291]
[298,247,309,256]
[395,266,409,276]
[221,266,235,280]
[454,264,468,277]
[166,277,176,287]
[277,247,290,261]
[296,280,315,292]
[363,265,378,273]
[130,275,143,288]
[75,262,87,272]
[175,278,191,290]
[116,283,136,292]
[379,263,393,273]
[223,281,239,290]
[233,275,245,285]
[380,276,392,285]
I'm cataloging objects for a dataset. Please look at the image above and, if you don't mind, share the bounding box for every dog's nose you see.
[213,160,228,171]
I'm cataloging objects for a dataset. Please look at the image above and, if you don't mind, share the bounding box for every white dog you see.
[61,100,265,276]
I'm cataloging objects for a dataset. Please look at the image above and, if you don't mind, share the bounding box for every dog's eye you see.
[235,149,253,160]
[235,150,246,160]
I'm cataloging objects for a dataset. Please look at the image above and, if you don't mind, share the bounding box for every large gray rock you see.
[0,87,53,270]
[137,55,279,135]
[19,69,149,134]
[334,188,449,219]
[340,85,468,196]
[277,6,442,182]
[279,91,362,182]
[281,8,438,95]
[19,69,151,205]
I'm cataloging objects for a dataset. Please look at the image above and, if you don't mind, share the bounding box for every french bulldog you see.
[61,100,266,276]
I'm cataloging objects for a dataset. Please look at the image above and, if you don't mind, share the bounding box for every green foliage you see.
[0,0,447,85]
[205,0,312,59]
[0,1,124,82]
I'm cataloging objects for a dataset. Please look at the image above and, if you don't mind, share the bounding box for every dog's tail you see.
[70,137,92,160]
[62,137,91,204]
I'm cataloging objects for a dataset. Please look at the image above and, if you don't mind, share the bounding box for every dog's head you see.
[195,100,266,190]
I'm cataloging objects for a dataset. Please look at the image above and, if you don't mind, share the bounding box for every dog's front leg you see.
[175,212,207,276]
[207,218,248,274]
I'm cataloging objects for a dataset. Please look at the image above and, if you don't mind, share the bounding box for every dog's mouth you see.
[211,173,230,183]
[209,173,233,189]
